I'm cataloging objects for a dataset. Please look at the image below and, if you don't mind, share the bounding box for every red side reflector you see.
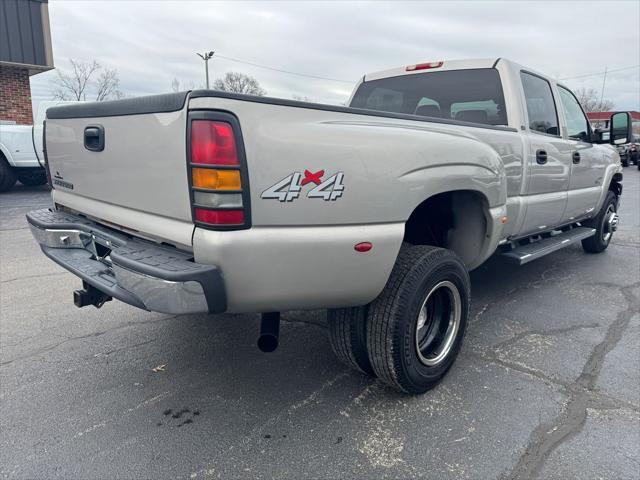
[406,61,444,71]
[354,242,373,252]
[191,120,239,165]
[195,208,244,225]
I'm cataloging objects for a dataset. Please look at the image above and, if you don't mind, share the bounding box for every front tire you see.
[366,245,470,394]
[581,191,618,253]
[0,154,17,192]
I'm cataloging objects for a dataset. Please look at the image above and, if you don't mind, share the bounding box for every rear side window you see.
[558,86,590,142]
[350,68,508,126]
[521,72,559,136]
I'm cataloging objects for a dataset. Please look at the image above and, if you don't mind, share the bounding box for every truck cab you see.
[347,58,620,240]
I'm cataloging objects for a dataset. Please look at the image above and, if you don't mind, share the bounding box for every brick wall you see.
[0,65,33,125]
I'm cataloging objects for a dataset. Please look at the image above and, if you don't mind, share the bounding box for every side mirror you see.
[610,112,632,145]
[592,128,603,143]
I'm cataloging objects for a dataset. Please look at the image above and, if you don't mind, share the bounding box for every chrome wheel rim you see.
[415,280,461,367]
[603,205,618,243]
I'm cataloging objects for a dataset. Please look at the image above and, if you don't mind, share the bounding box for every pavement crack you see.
[470,254,579,327]
[503,281,640,480]
[466,351,569,388]
[575,282,640,391]
[1,271,66,284]
[91,338,158,358]
[491,323,600,352]
[0,315,180,367]
[0,226,30,232]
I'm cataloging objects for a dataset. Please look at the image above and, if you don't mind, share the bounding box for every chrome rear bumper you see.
[27,209,226,314]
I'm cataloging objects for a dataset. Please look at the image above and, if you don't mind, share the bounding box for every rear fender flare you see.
[398,162,508,270]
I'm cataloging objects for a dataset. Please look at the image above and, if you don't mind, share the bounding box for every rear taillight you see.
[191,121,238,165]
[406,61,444,71]
[188,114,250,229]
[194,208,244,225]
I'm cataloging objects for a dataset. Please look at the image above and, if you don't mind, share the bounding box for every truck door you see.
[518,71,571,236]
[557,85,607,223]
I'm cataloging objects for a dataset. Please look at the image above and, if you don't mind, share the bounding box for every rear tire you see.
[327,306,374,375]
[581,191,618,253]
[366,245,470,394]
[0,154,17,192]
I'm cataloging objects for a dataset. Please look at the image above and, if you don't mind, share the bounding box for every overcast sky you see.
[31,0,640,111]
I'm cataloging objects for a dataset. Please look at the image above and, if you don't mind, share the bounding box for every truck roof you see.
[363,58,501,82]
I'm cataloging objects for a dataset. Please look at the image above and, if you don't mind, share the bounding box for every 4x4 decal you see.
[261,170,344,202]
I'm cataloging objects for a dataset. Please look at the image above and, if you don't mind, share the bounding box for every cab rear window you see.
[350,68,508,126]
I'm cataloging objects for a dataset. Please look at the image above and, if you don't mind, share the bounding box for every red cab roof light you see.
[406,61,444,72]
[191,120,239,165]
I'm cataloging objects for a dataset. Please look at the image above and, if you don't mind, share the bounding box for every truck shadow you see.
[150,246,585,404]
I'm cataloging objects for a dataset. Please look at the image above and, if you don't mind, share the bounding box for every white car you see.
[0,101,77,192]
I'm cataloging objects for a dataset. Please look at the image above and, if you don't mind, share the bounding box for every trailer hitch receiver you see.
[73,281,112,309]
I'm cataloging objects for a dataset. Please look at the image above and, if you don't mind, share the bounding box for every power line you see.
[214,54,638,84]
[559,65,639,80]
[214,54,354,84]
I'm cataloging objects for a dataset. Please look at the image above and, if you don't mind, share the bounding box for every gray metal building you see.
[0,0,54,124]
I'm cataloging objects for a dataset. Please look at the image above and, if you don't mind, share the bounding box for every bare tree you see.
[574,87,614,113]
[171,78,200,92]
[213,72,266,96]
[53,58,124,101]
[113,90,129,100]
[53,59,100,101]
[95,68,120,101]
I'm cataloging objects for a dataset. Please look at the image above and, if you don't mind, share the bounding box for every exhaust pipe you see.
[257,312,280,352]
[73,281,112,309]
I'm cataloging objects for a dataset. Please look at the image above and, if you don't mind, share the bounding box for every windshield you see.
[350,68,508,126]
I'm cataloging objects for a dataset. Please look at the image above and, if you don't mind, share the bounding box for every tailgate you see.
[45,92,193,247]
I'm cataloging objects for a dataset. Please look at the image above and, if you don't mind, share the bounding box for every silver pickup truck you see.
[27,58,631,394]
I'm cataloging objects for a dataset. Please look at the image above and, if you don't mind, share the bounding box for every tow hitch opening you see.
[73,281,112,309]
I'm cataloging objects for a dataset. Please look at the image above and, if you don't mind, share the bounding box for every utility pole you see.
[595,66,608,129]
[196,51,215,89]
[598,66,608,112]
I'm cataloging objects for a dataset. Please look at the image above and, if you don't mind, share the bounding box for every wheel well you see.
[403,190,489,267]
[609,173,622,197]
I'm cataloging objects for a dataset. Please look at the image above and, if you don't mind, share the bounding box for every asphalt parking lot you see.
[1,170,639,480]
